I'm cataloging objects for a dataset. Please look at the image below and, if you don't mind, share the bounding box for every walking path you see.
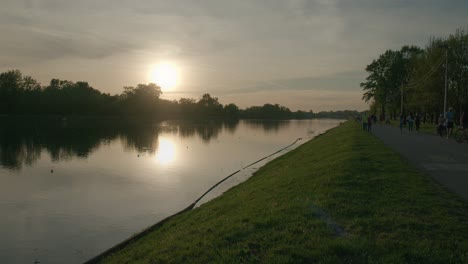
[371,124,468,201]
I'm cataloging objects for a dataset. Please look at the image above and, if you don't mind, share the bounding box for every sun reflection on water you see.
[155,138,176,164]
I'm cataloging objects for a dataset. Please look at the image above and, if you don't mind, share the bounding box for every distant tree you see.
[313,110,361,119]
[197,93,223,115]
[21,76,41,92]
[223,103,239,118]
[135,83,162,99]
[0,70,329,120]
[0,70,23,113]
[179,97,196,105]
[177,97,197,116]
[242,103,292,119]
[123,83,162,100]
[119,83,162,115]
[0,70,43,113]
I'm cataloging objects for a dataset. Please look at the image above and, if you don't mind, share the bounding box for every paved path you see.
[371,124,468,201]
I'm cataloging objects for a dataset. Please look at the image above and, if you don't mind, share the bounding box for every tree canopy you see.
[362,27,468,120]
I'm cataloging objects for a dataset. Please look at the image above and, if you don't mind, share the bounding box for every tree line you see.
[361,28,468,120]
[0,69,358,120]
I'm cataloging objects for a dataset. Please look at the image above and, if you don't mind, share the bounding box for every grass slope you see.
[100,121,468,263]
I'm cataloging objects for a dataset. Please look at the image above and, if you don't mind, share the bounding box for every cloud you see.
[0,26,135,62]
[1,0,467,110]
[201,71,365,96]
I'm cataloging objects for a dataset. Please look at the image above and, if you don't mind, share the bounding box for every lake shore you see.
[95,121,468,263]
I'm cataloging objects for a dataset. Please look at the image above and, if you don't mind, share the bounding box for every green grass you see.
[100,121,468,263]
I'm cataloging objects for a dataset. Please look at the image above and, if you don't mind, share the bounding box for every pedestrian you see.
[399,113,405,134]
[437,114,445,137]
[415,113,421,133]
[445,107,455,138]
[407,112,414,133]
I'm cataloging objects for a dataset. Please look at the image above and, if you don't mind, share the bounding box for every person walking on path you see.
[415,113,421,133]
[407,112,414,133]
[362,112,368,131]
[446,107,455,138]
[437,114,446,137]
[399,114,405,134]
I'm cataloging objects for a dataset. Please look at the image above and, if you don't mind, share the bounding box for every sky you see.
[1,0,467,111]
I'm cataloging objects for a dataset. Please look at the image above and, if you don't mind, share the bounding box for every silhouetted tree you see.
[223,103,240,118]
[242,103,292,119]
[197,93,223,116]
[120,83,162,115]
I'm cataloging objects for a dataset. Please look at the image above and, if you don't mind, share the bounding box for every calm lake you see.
[0,118,342,263]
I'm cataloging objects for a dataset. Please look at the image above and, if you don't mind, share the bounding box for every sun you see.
[150,63,179,91]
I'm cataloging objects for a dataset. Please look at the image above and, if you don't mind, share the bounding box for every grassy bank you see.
[99,121,468,263]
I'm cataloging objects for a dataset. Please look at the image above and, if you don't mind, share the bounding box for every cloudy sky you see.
[1,0,467,111]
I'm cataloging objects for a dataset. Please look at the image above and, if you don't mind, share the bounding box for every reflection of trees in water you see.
[0,132,41,169]
[243,119,290,133]
[0,118,240,170]
[223,119,239,134]
[197,122,220,142]
[177,125,197,139]
[176,119,239,143]
[0,118,121,170]
[120,126,159,154]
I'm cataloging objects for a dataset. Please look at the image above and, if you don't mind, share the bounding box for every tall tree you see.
[361,46,422,118]
[446,29,468,113]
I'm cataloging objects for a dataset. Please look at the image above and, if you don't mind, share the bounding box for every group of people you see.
[360,106,468,138]
[436,107,468,138]
[400,107,468,138]
[361,112,377,131]
[399,112,421,133]
[436,107,454,138]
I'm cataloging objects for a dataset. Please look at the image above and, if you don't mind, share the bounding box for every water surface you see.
[0,118,342,263]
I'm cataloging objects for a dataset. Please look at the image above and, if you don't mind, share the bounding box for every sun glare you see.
[150,63,179,91]
[155,138,176,165]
